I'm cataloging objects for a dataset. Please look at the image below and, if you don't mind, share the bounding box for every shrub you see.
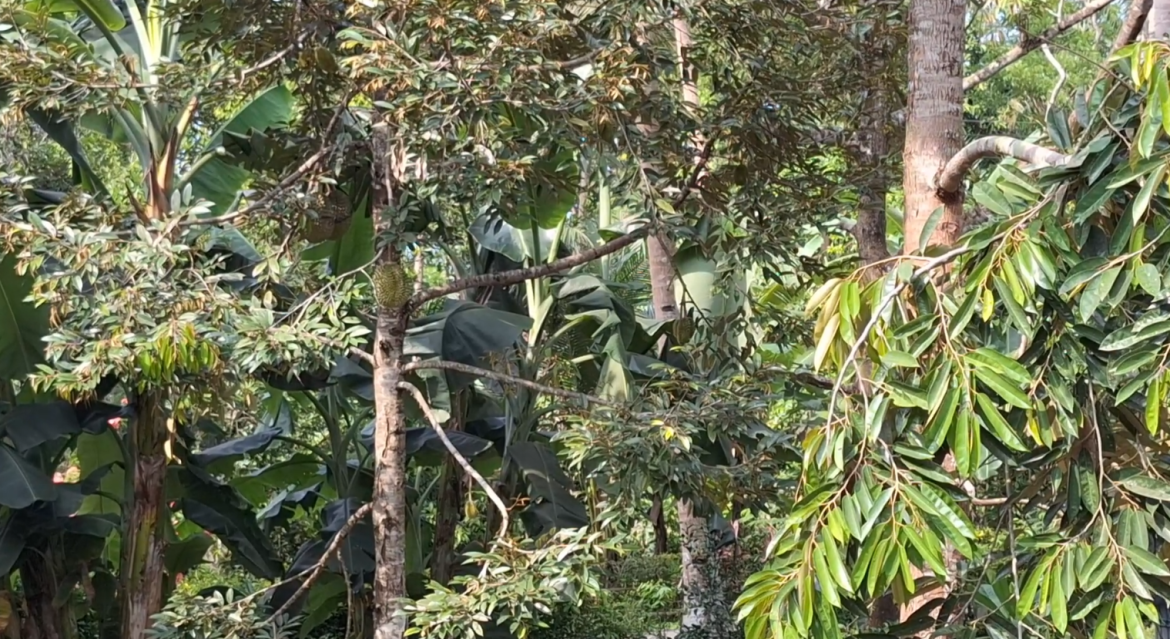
[530,592,660,639]
[146,590,297,639]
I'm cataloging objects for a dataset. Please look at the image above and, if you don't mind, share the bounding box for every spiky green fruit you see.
[373,262,409,309]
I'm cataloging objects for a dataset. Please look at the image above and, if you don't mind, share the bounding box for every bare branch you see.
[265,502,372,624]
[963,0,1117,91]
[398,381,510,545]
[411,132,719,307]
[936,136,1071,194]
[401,359,616,407]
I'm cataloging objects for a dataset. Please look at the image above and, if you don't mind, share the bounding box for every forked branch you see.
[936,136,1071,194]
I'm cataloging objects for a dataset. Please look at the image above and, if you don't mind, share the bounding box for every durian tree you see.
[736,40,1170,639]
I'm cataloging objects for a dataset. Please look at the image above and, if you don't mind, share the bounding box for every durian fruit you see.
[372,261,410,310]
[302,187,352,242]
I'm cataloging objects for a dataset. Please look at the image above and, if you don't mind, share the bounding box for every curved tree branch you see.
[963,0,1117,91]
[265,502,373,624]
[936,136,1071,194]
[398,381,510,547]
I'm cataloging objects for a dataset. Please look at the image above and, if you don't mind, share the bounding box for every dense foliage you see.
[0,0,1149,638]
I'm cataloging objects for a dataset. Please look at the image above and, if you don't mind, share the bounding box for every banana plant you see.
[0,0,301,633]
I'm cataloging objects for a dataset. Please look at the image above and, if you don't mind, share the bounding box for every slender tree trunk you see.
[120,392,168,639]
[428,395,464,585]
[900,0,966,630]
[371,124,411,639]
[650,494,669,554]
[667,12,732,636]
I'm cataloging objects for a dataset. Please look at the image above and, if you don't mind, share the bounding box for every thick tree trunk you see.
[120,392,168,639]
[1149,0,1170,39]
[900,0,966,630]
[371,124,411,639]
[902,0,966,256]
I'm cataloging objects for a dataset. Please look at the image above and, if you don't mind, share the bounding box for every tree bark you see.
[371,123,411,639]
[120,391,168,639]
[900,0,966,631]
[1149,0,1170,39]
[902,0,966,256]
[650,494,669,554]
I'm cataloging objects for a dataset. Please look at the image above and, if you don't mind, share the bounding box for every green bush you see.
[607,553,681,588]
[530,592,661,639]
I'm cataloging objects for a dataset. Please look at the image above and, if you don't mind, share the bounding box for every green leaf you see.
[811,545,841,606]
[164,534,213,575]
[923,386,959,453]
[967,348,1031,386]
[1100,319,1170,351]
[917,206,947,253]
[820,528,852,593]
[882,350,919,369]
[190,427,282,474]
[1116,472,1170,501]
[25,109,109,197]
[1060,257,1110,296]
[974,392,1027,451]
[507,442,590,535]
[0,255,49,381]
[0,444,57,509]
[1136,263,1162,296]
[1079,266,1122,323]
[177,467,284,580]
[188,86,295,214]
[1148,375,1163,434]
[1051,561,1069,633]
[1123,545,1170,577]
[60,0,125,29]
[972,367,1031,409]
[1133,165,1167,225]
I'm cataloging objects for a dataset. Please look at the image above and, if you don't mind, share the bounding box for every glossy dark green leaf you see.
[1102,319,1170,352]
[0,444,56,509]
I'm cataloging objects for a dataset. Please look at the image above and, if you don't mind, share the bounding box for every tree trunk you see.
[428,396,464,585]
[20,547,74,639]
[1149,0,1170,39]
[651,494,669,554]
[900,0,966,630]
[371,124,411,639]
[902,0,966,256]
[120,392,168,639]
